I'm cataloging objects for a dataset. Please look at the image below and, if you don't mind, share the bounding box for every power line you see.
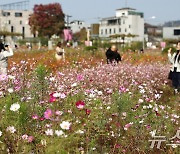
[0,0,29,10]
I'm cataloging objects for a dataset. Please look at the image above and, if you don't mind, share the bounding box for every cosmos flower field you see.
[0,47,179,153]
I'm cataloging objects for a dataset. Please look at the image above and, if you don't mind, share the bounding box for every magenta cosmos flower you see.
[76,101,85,109]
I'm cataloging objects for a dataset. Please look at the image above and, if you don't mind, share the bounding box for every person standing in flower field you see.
[168,41,180,94]
[55,42,65,61]
[106,45,121,64]
[0,44,14,75]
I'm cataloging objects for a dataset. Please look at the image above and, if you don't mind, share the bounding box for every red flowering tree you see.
[29,3,65,38]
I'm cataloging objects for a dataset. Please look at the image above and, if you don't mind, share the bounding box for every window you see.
[123,20,125,24]
[114,28,116,33]
[22,27,25,38]
[11,26,14,33]
[122,13,125,15]
[119,28,121,32]
[105,29,107,34]
[15,12,23,17]
[109,29,111,34]
[174,29,180,35]
[8,20,11,24]
[129,25,131,28]
[101,29,103,35]
[20,20,22,25]
[125,28,127,32]
[118,19,121,25]
[2,12,10,16]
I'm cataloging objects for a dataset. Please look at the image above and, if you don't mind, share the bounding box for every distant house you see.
[99,7,144,42]
[144,23,162,36]
[0,9,33,38]
[163,26,180,39]
[69,20,90,33]
[90,23,99,38]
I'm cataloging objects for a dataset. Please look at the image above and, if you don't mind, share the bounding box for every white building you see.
[0,9,33,38]
[163,27,180,39]
[69,20,90,33]
[99,8,144,42]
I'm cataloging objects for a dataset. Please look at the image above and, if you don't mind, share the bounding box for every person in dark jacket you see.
[106,45,121,64]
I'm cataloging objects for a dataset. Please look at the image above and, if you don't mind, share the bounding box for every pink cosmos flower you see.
[44,109,53,119]
[15,86,21,91]
[124,122,133,130]
[32,114,39,120]
[115,144,121,149]
[27,136,34,142]
[119,86,127,93]
[55,110,63,116]
[0,74,8,81]
[77,74,84,81]
[22,134,28,140]
[76,101,85,109]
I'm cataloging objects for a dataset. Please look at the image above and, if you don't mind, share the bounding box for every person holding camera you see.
[168,41,180,94]
[0,44,14,75]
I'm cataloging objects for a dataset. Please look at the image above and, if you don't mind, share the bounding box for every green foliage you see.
[32,65,49,101]
[123,41,143,51]
[163,39,180,45]
[84,46,97,51]
[162,46,177,54]
[73,28,87,41]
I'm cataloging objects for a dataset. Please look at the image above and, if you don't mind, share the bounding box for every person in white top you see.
[168,41,180,94]
[0,44,14,75]
[55,42,65,61]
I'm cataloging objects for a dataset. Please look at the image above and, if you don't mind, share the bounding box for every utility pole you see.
[65,14,72,28]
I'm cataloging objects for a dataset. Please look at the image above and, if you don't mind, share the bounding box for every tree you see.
[29,3,65,38]
[0,31,22,42]
[73,28,87,41]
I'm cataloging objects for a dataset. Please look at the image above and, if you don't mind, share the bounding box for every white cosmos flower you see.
[89,93,96,98]
[107,106,111,110]
[98,91,103,95]
[71,83,77,87]
[60,121,71,130]
[10,103,20,112]
[76,130,84,134]
[0,131,2,136]
[45,129,53,136]
[150,130,156,137]
[138,99,144,103]
[8,88,14,93]
[6,126,16,134]
[55,130,64,136]
[140,89,145,94]
[155,94,161,99]
[149,104,153,108]
[53,92,61,98]
[8,75,15,80]
[60,93,66,99]
[49,77,55,81]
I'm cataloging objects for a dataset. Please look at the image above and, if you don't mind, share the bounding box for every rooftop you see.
[116,7,136,11]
